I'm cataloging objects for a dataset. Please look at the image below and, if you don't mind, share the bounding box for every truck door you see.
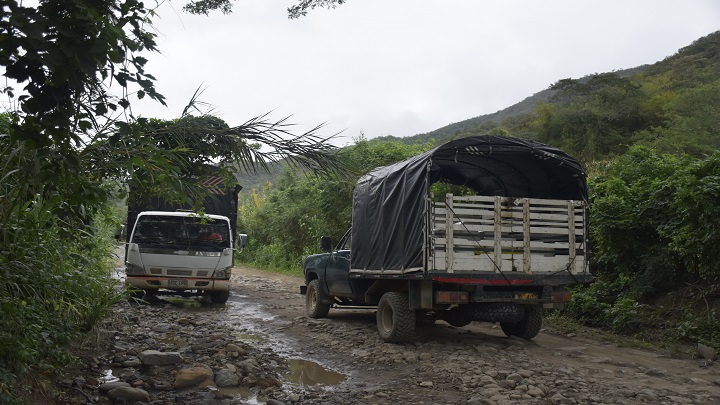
[325,231,353,298]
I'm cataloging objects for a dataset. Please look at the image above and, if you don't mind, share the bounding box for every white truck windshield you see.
[132,215,231,251]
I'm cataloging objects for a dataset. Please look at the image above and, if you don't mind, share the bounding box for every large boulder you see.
[175,365,215,389]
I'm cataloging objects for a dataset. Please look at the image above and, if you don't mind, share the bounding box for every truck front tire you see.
[377,292,416,343]
[306,279,331,318]
[209,290,230,304]
[500,305,543,339]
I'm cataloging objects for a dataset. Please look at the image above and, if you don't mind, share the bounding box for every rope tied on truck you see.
[445,202,514,286]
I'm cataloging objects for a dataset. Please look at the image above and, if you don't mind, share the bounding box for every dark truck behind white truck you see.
[302,135,592,342]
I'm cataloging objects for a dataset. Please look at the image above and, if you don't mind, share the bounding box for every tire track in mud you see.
[230,266,720,405]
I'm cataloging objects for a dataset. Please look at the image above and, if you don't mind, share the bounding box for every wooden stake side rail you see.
[430,195,587,274]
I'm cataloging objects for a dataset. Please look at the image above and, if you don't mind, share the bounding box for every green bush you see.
[565,147,720,345]
[590,146,720,295]
[238,137,432,272]
[0,194,124,401]
[564,283,614,326]
[675,308,720,347]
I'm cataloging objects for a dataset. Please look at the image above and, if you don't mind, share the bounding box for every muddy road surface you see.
[55,265,720,405]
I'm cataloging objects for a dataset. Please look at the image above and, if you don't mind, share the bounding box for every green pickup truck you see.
[301,135,592,343]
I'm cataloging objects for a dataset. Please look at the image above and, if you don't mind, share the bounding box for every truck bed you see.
[430,195,587,275]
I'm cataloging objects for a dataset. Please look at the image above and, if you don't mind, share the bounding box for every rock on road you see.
[54,265,720,405]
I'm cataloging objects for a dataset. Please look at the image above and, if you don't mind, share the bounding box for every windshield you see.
[131,215,231,251]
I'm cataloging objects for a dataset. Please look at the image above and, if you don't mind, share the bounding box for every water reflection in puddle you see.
[287,359,346,386]
[225,300,275,322]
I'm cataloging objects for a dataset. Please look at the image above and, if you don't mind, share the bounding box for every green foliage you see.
[563,284,613,327]
[636,82,720,154]
[0,0,164,150]
[184,0,235,15]
[182,0,348,18]
[675,308,720,348]
[643,31,720,89]
[531,73,653,162]
[562,147,720,344]
[461,31,720,164]
[0,193,124,400]
[238,137,431,273]
[590,147,720,293]
[287,0,347,19]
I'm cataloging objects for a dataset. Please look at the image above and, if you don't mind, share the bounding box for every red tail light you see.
[436,291,469,304]
[551,290,572,303]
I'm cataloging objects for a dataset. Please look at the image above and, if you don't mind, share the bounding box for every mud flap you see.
[408,280,434,310]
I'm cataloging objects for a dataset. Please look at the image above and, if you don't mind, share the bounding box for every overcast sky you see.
[133,0,720,145]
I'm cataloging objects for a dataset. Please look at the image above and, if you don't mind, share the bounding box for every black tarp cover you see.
[350,135,588,272]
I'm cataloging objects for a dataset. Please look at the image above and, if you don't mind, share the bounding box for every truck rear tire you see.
[209,290,230,304]
[306,279,331,318]
[377,292,416,343]
[500,305,543,339]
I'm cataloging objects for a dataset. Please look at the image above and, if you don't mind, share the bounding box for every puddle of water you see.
[286,359,346,386]
[163,297,202,307]
[226,301,276,322]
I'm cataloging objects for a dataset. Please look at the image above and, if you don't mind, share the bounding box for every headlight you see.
[213,267,232,279]
[125,263,145,276]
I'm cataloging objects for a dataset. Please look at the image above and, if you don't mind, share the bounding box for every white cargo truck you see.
[124,171,245,304]
[126,211,239,304]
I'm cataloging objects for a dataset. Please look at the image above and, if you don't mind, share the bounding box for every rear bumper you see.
[126,276,230,291]
[430,272,593,286]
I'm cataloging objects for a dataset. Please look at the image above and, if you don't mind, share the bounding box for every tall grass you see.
[0,194,124,402]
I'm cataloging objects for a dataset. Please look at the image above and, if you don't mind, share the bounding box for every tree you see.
[0,2,345,397]
[239,136,430,271]
[0,2,344,227]
[182,0,347,18]
[0,0,164,149]
[532,73,653,162]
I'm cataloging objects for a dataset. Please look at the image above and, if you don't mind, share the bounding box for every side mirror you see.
[237,234,248,248]
[114,224,126,241]
[320,236,332,252]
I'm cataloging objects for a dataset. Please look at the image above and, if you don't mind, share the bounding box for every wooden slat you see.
[432,255,585,273]
[430,194,588,275]
[432,207,584,223]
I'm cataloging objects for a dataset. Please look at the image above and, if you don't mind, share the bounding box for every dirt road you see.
[54,265,720,404]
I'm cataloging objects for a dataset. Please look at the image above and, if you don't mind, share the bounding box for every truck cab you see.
[125,211,236,303]
[303,229,370,305]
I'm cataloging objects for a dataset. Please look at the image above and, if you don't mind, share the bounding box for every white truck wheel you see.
[209,290,230,304]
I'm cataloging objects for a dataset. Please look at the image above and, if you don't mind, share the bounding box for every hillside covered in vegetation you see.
[239,31,720,348]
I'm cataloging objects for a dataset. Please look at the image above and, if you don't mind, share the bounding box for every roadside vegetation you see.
[0,1,342,403]
[1,0,719,402]
[238,136,431,273]
[238,31,720,351]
